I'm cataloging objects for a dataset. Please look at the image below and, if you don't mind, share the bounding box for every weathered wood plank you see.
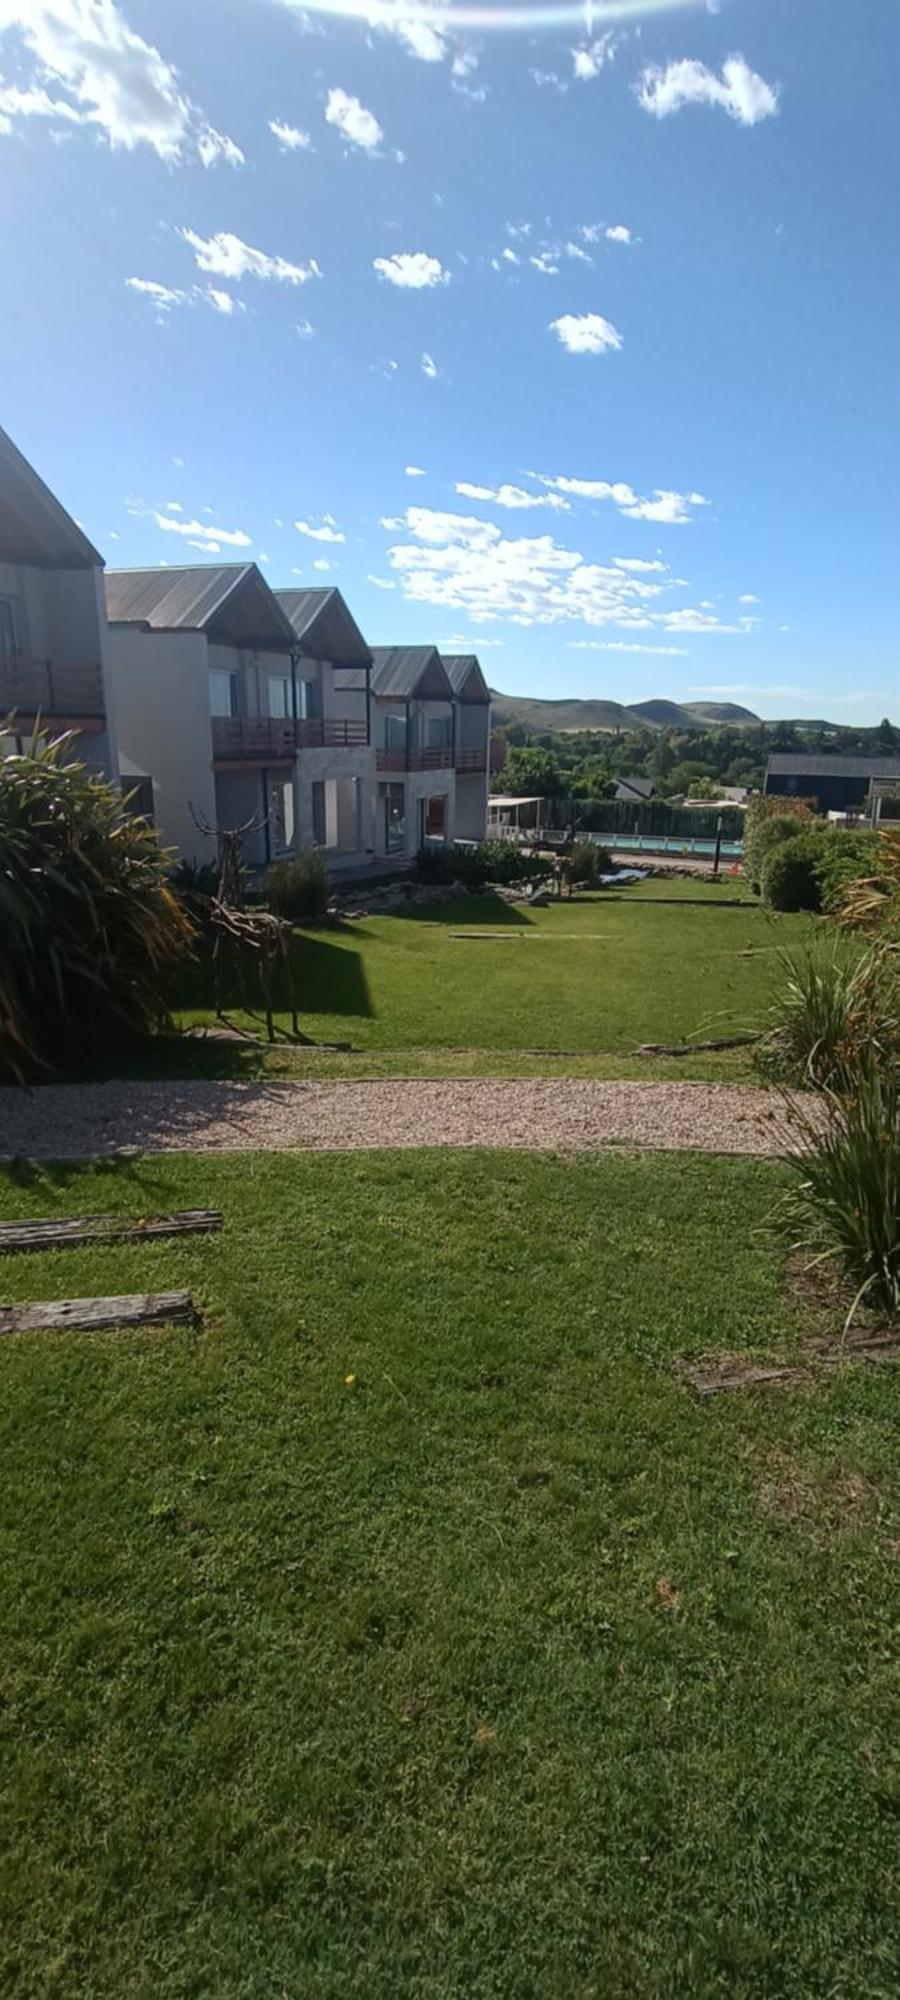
[0,1210,222,1255]
[677,1358,800,1396]
[0,1291,199,1337]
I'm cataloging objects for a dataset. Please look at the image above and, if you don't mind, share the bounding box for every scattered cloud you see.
[269,118,312,151]
[550,313,623,355]
[126,276,188,316]
[534,474,708,527]
[367,573,395,589]
[180,229,320,284]
[206,288,244,315]
[613,557,668,573]
[373,251,449,288]
[153,511,252,547]
[405,464,427,477]
[564,240,592,264]
[572,34,617,82]
[295,318,315,337]
[295,515,345,543]
[421,351,439,378]
[606,224,633,245]
[455,481,569,512]
[637,54,779,126]
[569,641,689,656]
[312,557,333,571]
[662,609,748,635]
[739,592,760,604]
[325,86,383,153]
[451,48,486,102]
[530,251,560,276]
[374,8,448,63]
[382,506,702,633]
[0,0,242,163]
[530,68,567,93]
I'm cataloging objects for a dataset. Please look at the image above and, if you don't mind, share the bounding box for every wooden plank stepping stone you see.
[0,1210,222,1255]
[0,1292,199,1337]
[677,1357,801,1397]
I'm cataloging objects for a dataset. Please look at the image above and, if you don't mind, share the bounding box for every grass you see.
[164,885,814,1081]
[1,1149,897,1998]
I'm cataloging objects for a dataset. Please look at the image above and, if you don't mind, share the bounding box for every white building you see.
[370,646,459,856]
[442,653,491,840]
[274,587,374,873]
[0,426,118,780]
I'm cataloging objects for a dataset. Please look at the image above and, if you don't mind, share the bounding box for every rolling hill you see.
[489,690,763,734]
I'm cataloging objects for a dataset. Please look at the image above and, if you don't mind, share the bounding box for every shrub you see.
[266,849,329,924]
[771,1062,900,1325]
[0,733,193,1081]
[170,857,220,901]
[839,828,900,935]
[756,941,899,1091]
[760,835,824,912]
[476,840,547,886]
[743,806,812,895]
[415,843,490,889]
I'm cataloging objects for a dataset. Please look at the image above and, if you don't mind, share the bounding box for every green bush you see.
[266,849,330,924]
[475,840,547,886]
[756,942,899,1091]
[771,1061,900,1324]
[761,835,825,912]
[744,811,810,895]
[0,733,193,1081]
[415,844,490,889]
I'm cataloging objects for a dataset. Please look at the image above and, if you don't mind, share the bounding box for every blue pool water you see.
[592,833,744,859]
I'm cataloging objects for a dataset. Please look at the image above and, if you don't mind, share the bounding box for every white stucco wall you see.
[0,561,118,780]
[454,771,489,840]
[107,627,215,864]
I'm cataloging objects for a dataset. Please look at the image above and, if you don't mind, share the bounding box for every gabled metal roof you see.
[370,645,453,701]
[766,753,900,779]
[0,426,102,569]
[442,654,490,703]
[105,564,296,651]
[274,587,372,667]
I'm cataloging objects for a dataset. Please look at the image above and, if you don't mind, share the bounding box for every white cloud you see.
[180,229,320,284]
[367,574,395,589]
[296,318,315,338]
[662,609,745,635]
[206,288,244,315]
[534,474,708,526]
[269,117,312,151]
[421,351,438,378]
[530,251,560,275]
[373,251,448,288]
[373,7,448,63]
[637,54,779,126]
[154,512,252,547]
[164,500,182,512]
[382,506,702,633]
[451,47,486,101]
[405,464,426,477]
[325,86,383,153]
[564,241,592,264]
[295,515,345,544]
[187,538,222,554]
[312,557,333,572]
[572,34,617,82]
[606,224,633,245]
[613,557,668,573]
[530,68,567,93]
[126,276,188,314]
[455,481,569,512]
[0,0,242,163]
[550,313,623,355]
[569,641,689,656]
[739,592,760,604]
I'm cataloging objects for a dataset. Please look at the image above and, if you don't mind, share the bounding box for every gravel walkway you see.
[0,1078,811,1162]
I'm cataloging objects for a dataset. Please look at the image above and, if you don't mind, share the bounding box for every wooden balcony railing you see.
[295,717,368,749]
[1,654,106,719]
[376,747,408,773]
[454,747,487,773]
[212,717,296,763]
[375,745,454,773]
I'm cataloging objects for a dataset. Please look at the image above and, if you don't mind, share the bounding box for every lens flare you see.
[287,0,702,33]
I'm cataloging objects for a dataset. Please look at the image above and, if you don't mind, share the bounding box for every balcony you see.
[296,718,368,750]
[1,653,106,724]
[376,745,454,773]
[454,747,487,774]
[212,717,296,765]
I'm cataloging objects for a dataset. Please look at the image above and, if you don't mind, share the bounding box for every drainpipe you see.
[261,767,271,865]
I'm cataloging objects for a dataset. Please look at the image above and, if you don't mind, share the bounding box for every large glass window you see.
[311,779,327,846]
[297,678,321,721]
[381,782,406,853]
[268,675,292,720]
[425,712,452,749]
[384,710,407,751]
[0,598,18,669]
[209,669,237,718]
[270,778,295,852]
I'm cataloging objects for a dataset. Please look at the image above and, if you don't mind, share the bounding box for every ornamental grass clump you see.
[772,1061,900,1327]
[756,940,899,1092]
[0,732,193,1081]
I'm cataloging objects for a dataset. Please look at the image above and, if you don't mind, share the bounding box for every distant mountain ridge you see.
[488,690,762,733]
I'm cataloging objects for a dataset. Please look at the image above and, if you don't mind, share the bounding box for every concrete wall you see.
[455,770,489,840]
[108,627,215,863]
[0,561,118,780]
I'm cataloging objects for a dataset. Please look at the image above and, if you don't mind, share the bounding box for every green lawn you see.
[171,885,813,1081]
[1,1151,896,1998]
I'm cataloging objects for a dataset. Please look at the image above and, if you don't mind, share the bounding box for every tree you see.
[504,746,566,798]
[876,715,899,752]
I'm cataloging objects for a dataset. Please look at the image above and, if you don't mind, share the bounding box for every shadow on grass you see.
[175,927,375,1022]
[398,893,534,928]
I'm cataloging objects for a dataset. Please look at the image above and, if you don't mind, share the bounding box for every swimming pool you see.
[590,833,744,859]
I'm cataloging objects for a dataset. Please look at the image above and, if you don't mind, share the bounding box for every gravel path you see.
[0,1078,812,1162]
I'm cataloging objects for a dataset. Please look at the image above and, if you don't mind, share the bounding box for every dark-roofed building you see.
[764,752,900,816]
[274,586,373,864]
[614,774,656,803]
[0,426,117,778]
[369,645,458,852]
[106,562,301,866]
[442,652,491,839]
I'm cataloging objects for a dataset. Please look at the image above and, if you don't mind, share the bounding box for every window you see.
[311,779,326,847]
[268,674,292,720]
[425,794,447,840]
[384,710,407,751]
[381,782,406,853]
[297,678,321,721]
[209,669,237,718]
[270,778,295,852]
[0,598,18,670]
[425,713,452,749]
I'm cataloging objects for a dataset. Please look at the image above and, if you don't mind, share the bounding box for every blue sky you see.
[2,0,898,722]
